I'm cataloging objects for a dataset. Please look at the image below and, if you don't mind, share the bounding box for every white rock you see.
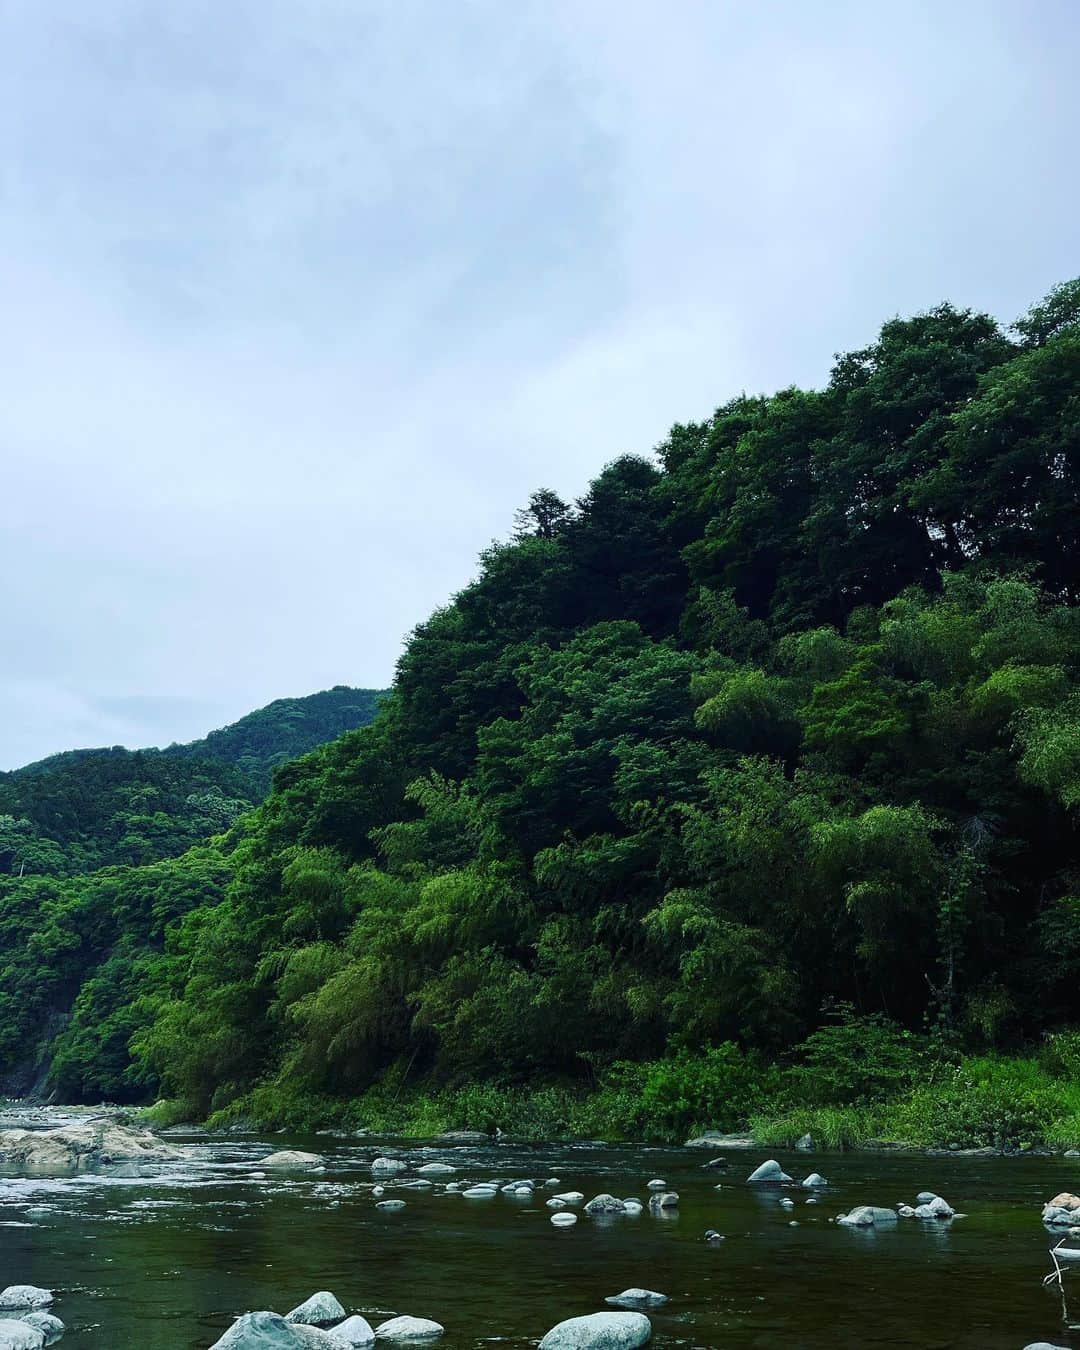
[538,1311,651,1349]
[462,1185,498,1198]
[209,1312,350,1348]
[371,1158,407,1176]
[547,1197,568,1209]
[335,1315,376,1347]
[647,1191,678,1210]
[0,1294,51,1314]
[551,1211,578,1227]
[622,1201,644,1216]
[801,1173,828,1188]
[605,1290,668,1309]
[746,1160,791,1184]
[259,1151,326,1170]
[376,1199,406,1211]
[0,1322,44,1350]
[13,1314,62,1348]
[374,1316,444,1339]
[553,1192,584,1205]
[584,1194,626,1215]
[416,1163,455,1176]
[545,1178,561,1186]
[646,1179,667,1190]
[285,1292,346,1326]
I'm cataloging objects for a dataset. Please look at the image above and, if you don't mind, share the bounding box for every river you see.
[2,1128,1079,1348]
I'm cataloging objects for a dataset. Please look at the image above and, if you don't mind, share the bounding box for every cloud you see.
[1,0,1077,766]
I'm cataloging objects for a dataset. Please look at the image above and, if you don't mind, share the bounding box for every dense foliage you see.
[4,283,1079,1137]
[0,688,384,1094]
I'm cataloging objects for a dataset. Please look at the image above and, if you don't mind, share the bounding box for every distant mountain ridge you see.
[0,685,387,875]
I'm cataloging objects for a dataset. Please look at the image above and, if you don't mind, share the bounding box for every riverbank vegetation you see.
[4,282,1080,1138]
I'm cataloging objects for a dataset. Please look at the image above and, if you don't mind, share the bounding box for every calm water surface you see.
[3,1131,1080,1348]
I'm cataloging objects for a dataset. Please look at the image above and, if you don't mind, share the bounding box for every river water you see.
[2,1130,1079,1348]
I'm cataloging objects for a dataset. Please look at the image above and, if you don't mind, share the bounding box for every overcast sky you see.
[1,0,1077,768]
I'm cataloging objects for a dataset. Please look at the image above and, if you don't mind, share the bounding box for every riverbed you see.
[2,1127,1079,1348]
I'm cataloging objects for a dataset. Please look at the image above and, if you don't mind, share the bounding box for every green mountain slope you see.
[4,281,1080,1131]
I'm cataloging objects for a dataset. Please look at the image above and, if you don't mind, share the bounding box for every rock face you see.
[285,1293,346,1326]
[538,1312,652,1349]
[746,1160,792,1184]
[12,1315,62,1348]
[373,1316,444,1339]
[259,1151,326,1170]
[0,1293,51,1313]
[837,1205,898,1227]
[0,1322,45,1350]
[584,1194,627,1215]
[209,1310,350,1348]
[0,1122,181,1172]
[335,1317,376,1347]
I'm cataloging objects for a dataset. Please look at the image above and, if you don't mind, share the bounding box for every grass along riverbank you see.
[143,1009,1080,1154]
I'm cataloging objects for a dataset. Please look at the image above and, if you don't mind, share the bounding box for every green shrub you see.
[748,1104,880,1151]
[783,1004,926,1105]
[890,1056,1058,1148]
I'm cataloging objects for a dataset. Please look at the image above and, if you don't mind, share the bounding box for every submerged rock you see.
[746,1160,792,1184]
[209,1311,350,1348]
[647,1191,678,1211]
[0,1293,51,1313]
[551,1212,578,1227]
[914,1196,954,1220]
[538,1311,651,1349]
[285,1293,346,1326]
[376,1199,406,1211]
[462,1185,497,1198]
[584,1194,627,1215]
[259,1151,325,1170]
[416,1163,455,1176]
[604,1290,668,1309]
[837,1205,898,1227]
[0,1322,45,1350]
[373,1316,443,1339]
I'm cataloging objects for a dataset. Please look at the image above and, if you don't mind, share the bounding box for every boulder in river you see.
[0,1322,45,1350]
[209,1312,350,1348]
[538,1311,651,1349]
[285,1293,346,1326]
[259,1151,326,1170]
[553,1192,584,1205]
[371,1158,407,1176]
[914,1197,954,1219]
[604,1291,668,1309]
[746,1160,792,1184]
[584,1194,627,1215]
[376,1199,406,1211]
[416,1164,455,1176]
[837,1205,898,1227]
[335,1316,375,1347]
[800,1173,827,1188]
[551,1212,578,1227]
[0,1122,181,1172]
[646,1179,666,1190]
[647,1191,678,1211]
[0,1293,51,1314]
[11,1315,62,1349]
[914,1191,939,1205]
[373,1316,443,1339]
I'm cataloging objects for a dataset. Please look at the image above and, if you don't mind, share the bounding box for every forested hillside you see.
[5,283,1079,1141]
[0,687,384,1095]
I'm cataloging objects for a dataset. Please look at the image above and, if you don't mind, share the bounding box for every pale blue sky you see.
[2,0,1078,766]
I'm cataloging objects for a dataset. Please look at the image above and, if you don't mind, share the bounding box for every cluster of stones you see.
[0,1286,64,1350]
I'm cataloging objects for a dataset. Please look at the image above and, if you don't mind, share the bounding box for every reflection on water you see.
[2,1133,1079,1348]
